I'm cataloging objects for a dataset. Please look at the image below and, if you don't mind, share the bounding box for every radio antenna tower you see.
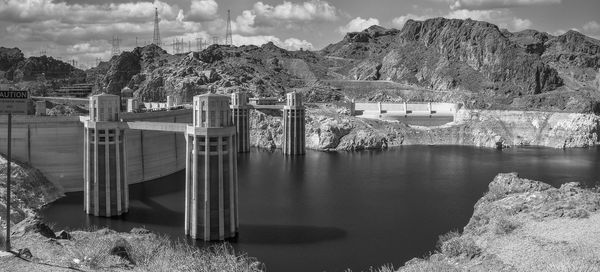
[153,8,161,46]
[111,35,121,56]
[225,9,233,45]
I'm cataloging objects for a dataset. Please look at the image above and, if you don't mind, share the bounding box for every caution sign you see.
[0,90,29,115]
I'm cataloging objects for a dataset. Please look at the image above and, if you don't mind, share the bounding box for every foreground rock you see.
[3,224,262,272]
[250,105,600,151]
[0,155,64,227]
[399,173,600,271]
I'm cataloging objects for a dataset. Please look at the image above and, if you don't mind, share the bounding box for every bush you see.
[0,227,5,250]
[441,236,481,259]
[436,230,460,251]
[494,217,521,235]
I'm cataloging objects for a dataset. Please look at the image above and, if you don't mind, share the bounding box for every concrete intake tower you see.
[83,94,129,217]
[185,94,239,240]
[282,91,305,155]
[230,92,250,153]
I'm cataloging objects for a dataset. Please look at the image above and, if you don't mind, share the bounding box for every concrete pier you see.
[83,94,128,217]
[282,92,305,155]
[185,94,238,241]
[230,92,250,153]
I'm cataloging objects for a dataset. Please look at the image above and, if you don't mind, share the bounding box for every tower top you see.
[231,92,248,107]
[192,94,232,128]
[89,93,120,122]
[286,91,303,107]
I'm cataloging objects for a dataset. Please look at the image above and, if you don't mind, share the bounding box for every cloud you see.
[0,0,180,23]
[233,0,339,35]
[510,18,532,31]
[232,34,314,51]
[583,21,600,33]
[391,14,431,29]
[338,17,380,33]
[186,0,219,22]
[448,0,561,10]
[445,9,532,31]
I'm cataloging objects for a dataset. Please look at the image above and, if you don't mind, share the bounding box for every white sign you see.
[0,90,29,115]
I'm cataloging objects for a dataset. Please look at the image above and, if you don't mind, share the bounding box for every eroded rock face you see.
[0,156,64,226]
[465,173,600,235]
[250,107,600,151]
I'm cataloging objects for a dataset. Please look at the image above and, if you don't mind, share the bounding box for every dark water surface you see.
[41,146,600,272]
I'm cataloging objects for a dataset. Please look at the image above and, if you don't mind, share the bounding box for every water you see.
[40,146,600,271]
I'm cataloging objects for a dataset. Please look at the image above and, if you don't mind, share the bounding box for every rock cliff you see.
[0,156,64,227]
[400,173,600,271]
[250,106,600,151]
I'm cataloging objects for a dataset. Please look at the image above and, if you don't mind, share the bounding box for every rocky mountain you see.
[91,43,336,102]
[2,17,599,112]
[322,18,600,112]
[0,47,25,71]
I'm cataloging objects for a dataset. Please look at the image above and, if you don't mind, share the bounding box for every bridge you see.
[82,91,306,241]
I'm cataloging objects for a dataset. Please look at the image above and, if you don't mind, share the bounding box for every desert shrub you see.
[565,209,590,219]
[65,234,117,269]
[0,227,5,249]
[494,217,521,235]
[441,236,481,259]
[436,230,460,251]
[130,239,263,272]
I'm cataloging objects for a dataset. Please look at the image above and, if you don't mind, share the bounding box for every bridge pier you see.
[83,94,128,217]
[185,94,238,241]
[230,92,250,153]
[282,91,305,155]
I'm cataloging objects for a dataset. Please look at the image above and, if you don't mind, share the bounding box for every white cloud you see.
[232,34,314,51]
[445,9,532,31]
[391,14,431,29]
[583,21,600,33]
[510,18,532,31]
[252,0,338,22]
[0,0,180,23]
[449,0,561,10]
[186,0,219,22]
[233,0,339,35]
[338,17,380,33]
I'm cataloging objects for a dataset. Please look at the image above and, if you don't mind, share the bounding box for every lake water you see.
[40,146,600,271]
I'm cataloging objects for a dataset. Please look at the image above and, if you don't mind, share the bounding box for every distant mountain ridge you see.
[322,18,599,96]
[2,17,599,112]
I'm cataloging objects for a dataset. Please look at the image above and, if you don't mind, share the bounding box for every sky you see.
[0,0,598,68]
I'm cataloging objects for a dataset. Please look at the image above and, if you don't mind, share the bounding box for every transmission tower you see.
[111,35,121,56]
[196,38,203,51]
[225,9,233,45]
[212,36,220,45]
[153,8,161,46]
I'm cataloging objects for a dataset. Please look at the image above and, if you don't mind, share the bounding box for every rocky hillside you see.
[400,173,600,271]
[90,43,336,102]
[0,155,64,227]
[322,18,600,113]
[0,47,25,72]
[250,106,600,151]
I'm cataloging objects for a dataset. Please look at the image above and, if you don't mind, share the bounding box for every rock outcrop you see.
[400,173,600,271]
[250,106,600,151]
[0,47,25,71]
[0,155,64,226]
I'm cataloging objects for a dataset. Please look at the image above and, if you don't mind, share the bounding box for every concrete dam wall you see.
[0,110,192,192]
[355,102,458,117]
